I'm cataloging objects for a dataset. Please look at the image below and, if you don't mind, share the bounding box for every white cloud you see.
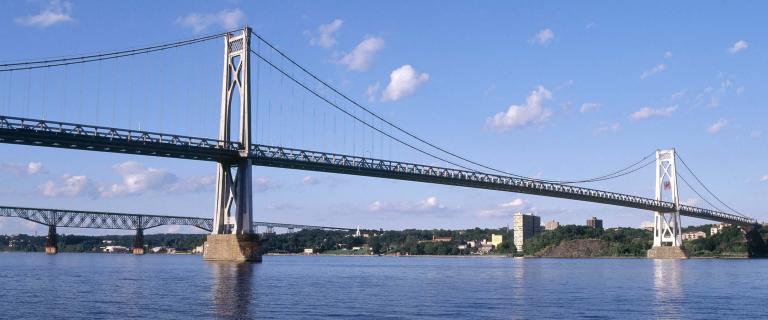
[640,221,655,229]
[486,86,553,131]
[100,161,177,197]
[15,0,73,28]
[629,106,677,121]
[309,19,343,48]
[707,118,728,134]
[176,9,245,33]
[302,176,319,186]
[640,64,667,79]
[365,82,381,102]
[339,36,385,71]
[254,177,275,193]
[761,175,768,182]
[751,131,762,139]
[680,198,700,206]
[477,198,528,218]
[736,86,745,96]
[381,64,429,102]
[0,162,43,176]
[729,40,748,54]
[664,51,673,59]
[168,175,216,193]
[579,102,601,113]
[368,196,447,214]
[39,175,95,198]
[594,123,621,135]
[670,90,687,101]
[530,28,554,45]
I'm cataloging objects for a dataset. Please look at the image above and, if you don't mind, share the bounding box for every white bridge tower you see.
[203,27,261,262]
[648,149,688,258]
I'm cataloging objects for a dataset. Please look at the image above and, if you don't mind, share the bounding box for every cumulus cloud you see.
[368,196,447,214]
[100,162,177,197]
[381,65,429,102]
[707,119,728,134]
[302,176,319,186]
[15,0,73,28]
[664,51,673,59]
[339,36,385,71]
[530,28,554,45]
[729,40,748,54]
[39,174,95,198]
[680,198,700,206]
[254,177,276,193]
[629,106,677,121]
[168,175,216,193]
[736,86,745,96]
[476,198,528,218]
[751,131,762,139]
[486,86,552,131]
[365,82,381,102]
[594,123,621,135]
[0,162,43,176]
[579,102,601,113]
[309,19,343,48]
[176,9,245,33]
[761,175,768,182]
[640,64,667,79]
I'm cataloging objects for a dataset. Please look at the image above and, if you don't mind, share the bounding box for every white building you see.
[682,231,706,240]
[103,246,129,253]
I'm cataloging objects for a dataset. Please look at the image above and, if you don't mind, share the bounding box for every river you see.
[0,253,765,319]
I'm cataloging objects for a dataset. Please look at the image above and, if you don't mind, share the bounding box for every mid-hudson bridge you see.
[0,27,762,260]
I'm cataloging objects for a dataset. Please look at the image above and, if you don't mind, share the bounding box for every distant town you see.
[2,211,758,258]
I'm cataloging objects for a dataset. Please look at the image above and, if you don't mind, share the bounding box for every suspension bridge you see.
[0,27,760,261]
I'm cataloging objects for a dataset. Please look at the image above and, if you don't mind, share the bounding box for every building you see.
[682,231,707,240]
[491,234,503,247]
[711,223,730,235]
[513,212,542,252]
[586,217,603,229]
[103,245,129,253]
[418,235,452,244]
[544,220,560,231]
[303,248,315,254]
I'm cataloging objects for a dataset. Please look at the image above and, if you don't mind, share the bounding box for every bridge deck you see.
[0,115,755,226]
[0,205,354,232]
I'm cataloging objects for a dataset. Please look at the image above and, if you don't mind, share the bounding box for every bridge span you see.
[0,115,755,227]
[0,205,355,254]
[0,27,758,261]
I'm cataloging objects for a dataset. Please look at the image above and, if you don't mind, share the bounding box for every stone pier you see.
[647,246,689,259]
[203,234,262,262]
[45,225,57,254]
[132,228,145,255]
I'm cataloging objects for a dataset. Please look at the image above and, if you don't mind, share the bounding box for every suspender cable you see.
[676,153,747,218]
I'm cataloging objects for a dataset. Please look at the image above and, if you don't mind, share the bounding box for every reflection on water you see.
[210,262,256,318]
[653,259,682,318]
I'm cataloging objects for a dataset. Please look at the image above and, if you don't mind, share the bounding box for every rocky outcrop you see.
[535,239,610,258]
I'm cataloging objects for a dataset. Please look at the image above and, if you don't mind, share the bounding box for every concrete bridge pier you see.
[132,228,145,255]
[45,224,57,254]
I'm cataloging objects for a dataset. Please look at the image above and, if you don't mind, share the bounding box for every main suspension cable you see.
[676,153,747,217]
[250,31,655,185]
[0,32,228,72]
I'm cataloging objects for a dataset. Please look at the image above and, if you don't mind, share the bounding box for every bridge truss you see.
[0,115,756,227]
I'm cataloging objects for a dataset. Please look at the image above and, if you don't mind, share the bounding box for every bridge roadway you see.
[0,115,756,226]
[0,205,355,232]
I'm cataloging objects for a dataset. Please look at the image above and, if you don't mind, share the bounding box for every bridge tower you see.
[203,26,261,262]
[647,149,688,259]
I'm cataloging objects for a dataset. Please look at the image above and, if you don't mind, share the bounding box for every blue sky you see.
[0,0,765,236]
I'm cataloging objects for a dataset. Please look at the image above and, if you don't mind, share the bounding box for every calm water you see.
[0,253,766,319]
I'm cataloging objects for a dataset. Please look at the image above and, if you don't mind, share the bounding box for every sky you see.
[0,0,766,236]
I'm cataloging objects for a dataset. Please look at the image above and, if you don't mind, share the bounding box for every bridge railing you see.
[0,116,242,151]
